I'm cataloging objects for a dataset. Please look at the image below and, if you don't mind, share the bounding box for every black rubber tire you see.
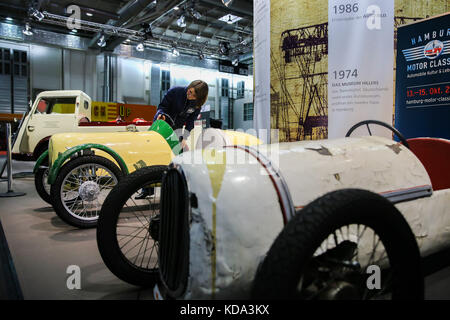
[34,166,52,205]
[50,155,123,229]
[251,189,423,300]
[33,143,49,162]
[97,165,167,287]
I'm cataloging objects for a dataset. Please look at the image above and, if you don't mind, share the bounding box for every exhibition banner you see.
[328,0,394,138]
[395,13,450,139]
[269,1,328,142]
[253,0,271,143]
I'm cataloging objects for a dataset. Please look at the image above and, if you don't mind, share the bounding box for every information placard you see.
[253,0,271,143]
[395,13,450,139]
[328,0,394,138]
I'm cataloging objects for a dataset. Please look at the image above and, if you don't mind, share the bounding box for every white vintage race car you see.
[97,120,450,300]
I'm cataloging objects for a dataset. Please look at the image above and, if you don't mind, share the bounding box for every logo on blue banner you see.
[424,40,444,59]
[402,39,449,62]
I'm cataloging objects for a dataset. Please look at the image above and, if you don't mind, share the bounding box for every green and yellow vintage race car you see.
[33,120,261,228]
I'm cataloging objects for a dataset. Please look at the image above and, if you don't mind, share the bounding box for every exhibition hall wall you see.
[264,0,449,142]
[0,39,254,131]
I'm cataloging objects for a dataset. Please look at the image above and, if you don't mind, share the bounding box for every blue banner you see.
[395,13,450,139]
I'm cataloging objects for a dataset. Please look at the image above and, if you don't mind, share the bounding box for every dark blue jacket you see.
[152,86,200,131]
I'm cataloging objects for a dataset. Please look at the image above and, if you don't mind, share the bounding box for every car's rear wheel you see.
[50,155,123,228]
[97,165,166,287]
[251,189,423,300]
[35,167,51,205]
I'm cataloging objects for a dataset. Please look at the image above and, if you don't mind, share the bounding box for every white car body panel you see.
[166,135,448,299]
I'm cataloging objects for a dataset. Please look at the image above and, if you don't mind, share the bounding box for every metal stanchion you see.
[0,124,7,181]
[1,112,27,179]
[0,123,26,198]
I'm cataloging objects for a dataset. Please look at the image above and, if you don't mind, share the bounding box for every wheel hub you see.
[319,281,360,300]
[78,181,100,201]
[149,215,160,241]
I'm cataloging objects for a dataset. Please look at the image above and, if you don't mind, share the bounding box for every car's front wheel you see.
[50,155,123,228]
[97,165,166,287]
[251,189,423,300]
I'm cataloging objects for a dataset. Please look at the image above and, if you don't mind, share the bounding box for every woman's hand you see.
[181,138,189,152]
[157,114,166,121]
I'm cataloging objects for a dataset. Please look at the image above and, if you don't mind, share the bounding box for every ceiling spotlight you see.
[86,12,93,17]
[97,34,106,47]
[29,7,44,21]
[171,47,180,57]
[189,8,202,20]
[232,58,239,66]
[177,15,186,28]
[136,43,145,52]
[238,35,248,45]
[219,14,242,24]
[219,41,231,55]
[22,23,33,36]
[6,17,13,21]
[71,29,78,33]
[142,23,153,38]
[173,6,180,10]
[222,0,234,7]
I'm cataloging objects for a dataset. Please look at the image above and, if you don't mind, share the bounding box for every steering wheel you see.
[157,112,175,128]
[345,120,410,149]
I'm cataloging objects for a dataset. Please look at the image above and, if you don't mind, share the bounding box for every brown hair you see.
[188,80,209,107]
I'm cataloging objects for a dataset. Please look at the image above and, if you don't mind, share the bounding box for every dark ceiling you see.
[0,0,254,62]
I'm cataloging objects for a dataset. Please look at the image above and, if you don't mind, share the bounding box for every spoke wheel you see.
[35,167,52,205]
[50,155,123,228]
[251,189,423,300]
[97,165,167,287]
[299,225,392,300]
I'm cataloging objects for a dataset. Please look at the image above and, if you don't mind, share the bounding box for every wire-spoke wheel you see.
[97,165,167,287]
[251,189,423,300]
[297,224,393,300]
[50,155,123,228]
[35,167,52,205]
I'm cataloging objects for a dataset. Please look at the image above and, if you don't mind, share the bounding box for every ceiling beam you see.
[89,0,157,48]
[198,0,253,18]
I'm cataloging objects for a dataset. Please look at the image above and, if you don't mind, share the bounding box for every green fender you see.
[149,119,182,155]
[47,144,129,185]
[33,150,49,173]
